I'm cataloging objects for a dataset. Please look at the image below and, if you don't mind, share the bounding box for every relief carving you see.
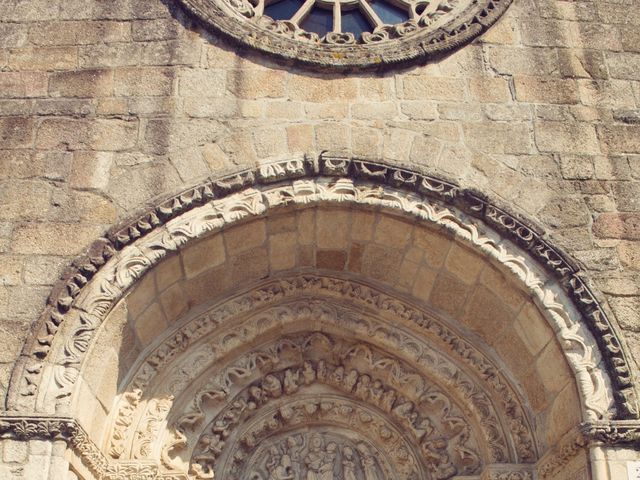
[10,157,628,424]
[111,294,534,467]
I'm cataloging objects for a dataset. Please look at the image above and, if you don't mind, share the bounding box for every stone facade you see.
[1,0,640,479]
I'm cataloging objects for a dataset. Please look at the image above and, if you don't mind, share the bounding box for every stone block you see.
[9,46,77,70]
[269,231,298,271]
[463,121,533,154]
[0,256,22,286]
[412,265,437,300]
[400,101,439,120]
[373,215,412,248]
[412,227,451,269]
[609,296,640,333]
[358,76,394,101]
[138,40,201,66]
[182,234,226,278]
[154,254,183,293]
[182,265,231,308]
[545,384,581,446]
[289,75,357,102]
[578,80,637,108]
[253,126,288,158]
[228,69,287,99]
[613,181,640,211]
[618,241,640,270]
[598,125,640,154]
[36,118,138,151]
[70,151,113,190]
[0,117,34,148]
[401,76,466,101]
[317,210,350,249]
[459,285,511,342]
[352,127,382,158]
[468,76,512,103]
[132,19,180,41]
[49,69,113,98]
[535,121,600,154]
[114,67,174,96]
[536,341,572,395]
[444,243,484,285]
[593,213,640,240]
[361,244,402,284]
[297,209,315,245]
[266,101,304,119]
[12,223,104,256]
[178,69,226,97]
[558,49,608,79]
[316,249,347,271]
[485,46,559,76]
[394,257,417,290]
[2,439,28,464]
[79,43,141,68]
[24,256,67,286]
[134,302,168,347]
[286,124,314,153]
[520,19,580,48]
[159,282,189,323]
[494,325,535,376]
[125,271,157,320]
[514,77,579,104]
[607,52,640,80]
[514,303,554,357]
[314,123,350,151]
[230,246,269,284]
[559,155,594,180]
[0,72,47,98]
[479,265,526,312]
[224,220,266,255]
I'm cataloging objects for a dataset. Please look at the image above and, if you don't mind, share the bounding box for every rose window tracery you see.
[176,0,513,68]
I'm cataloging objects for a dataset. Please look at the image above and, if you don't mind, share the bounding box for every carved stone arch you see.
[4,154,639,480]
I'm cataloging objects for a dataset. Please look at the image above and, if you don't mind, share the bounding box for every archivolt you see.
[8,154,635,421]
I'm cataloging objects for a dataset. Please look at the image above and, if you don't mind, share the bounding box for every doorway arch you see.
[4,153,639,479]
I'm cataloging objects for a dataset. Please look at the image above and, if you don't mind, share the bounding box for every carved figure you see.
[302,361,316,385]
[357,443,380,480]
[320,442,337,480]
[284,369,300,395]
[269,453,294,480]
[263,375,283,398]
[342,446,358,480]
[305,435,325,480]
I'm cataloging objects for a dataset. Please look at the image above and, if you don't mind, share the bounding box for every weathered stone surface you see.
[1,1,639,478]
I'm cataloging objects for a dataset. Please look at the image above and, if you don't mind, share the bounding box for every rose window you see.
[177,0,513,68]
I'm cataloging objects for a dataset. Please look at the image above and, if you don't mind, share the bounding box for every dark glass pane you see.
[264,0,303,20]
[301,7,333,36]
[369,0,409,25]
[341,8,371,37]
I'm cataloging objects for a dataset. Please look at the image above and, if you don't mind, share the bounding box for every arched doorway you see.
[4,154,639,479]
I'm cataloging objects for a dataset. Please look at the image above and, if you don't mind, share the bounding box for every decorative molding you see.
[109,290,534,466]
[164,332,486,478]
[7,154,637,425]
[174,0,513,70]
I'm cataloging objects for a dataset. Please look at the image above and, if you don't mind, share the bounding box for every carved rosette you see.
[175,0,513,69]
